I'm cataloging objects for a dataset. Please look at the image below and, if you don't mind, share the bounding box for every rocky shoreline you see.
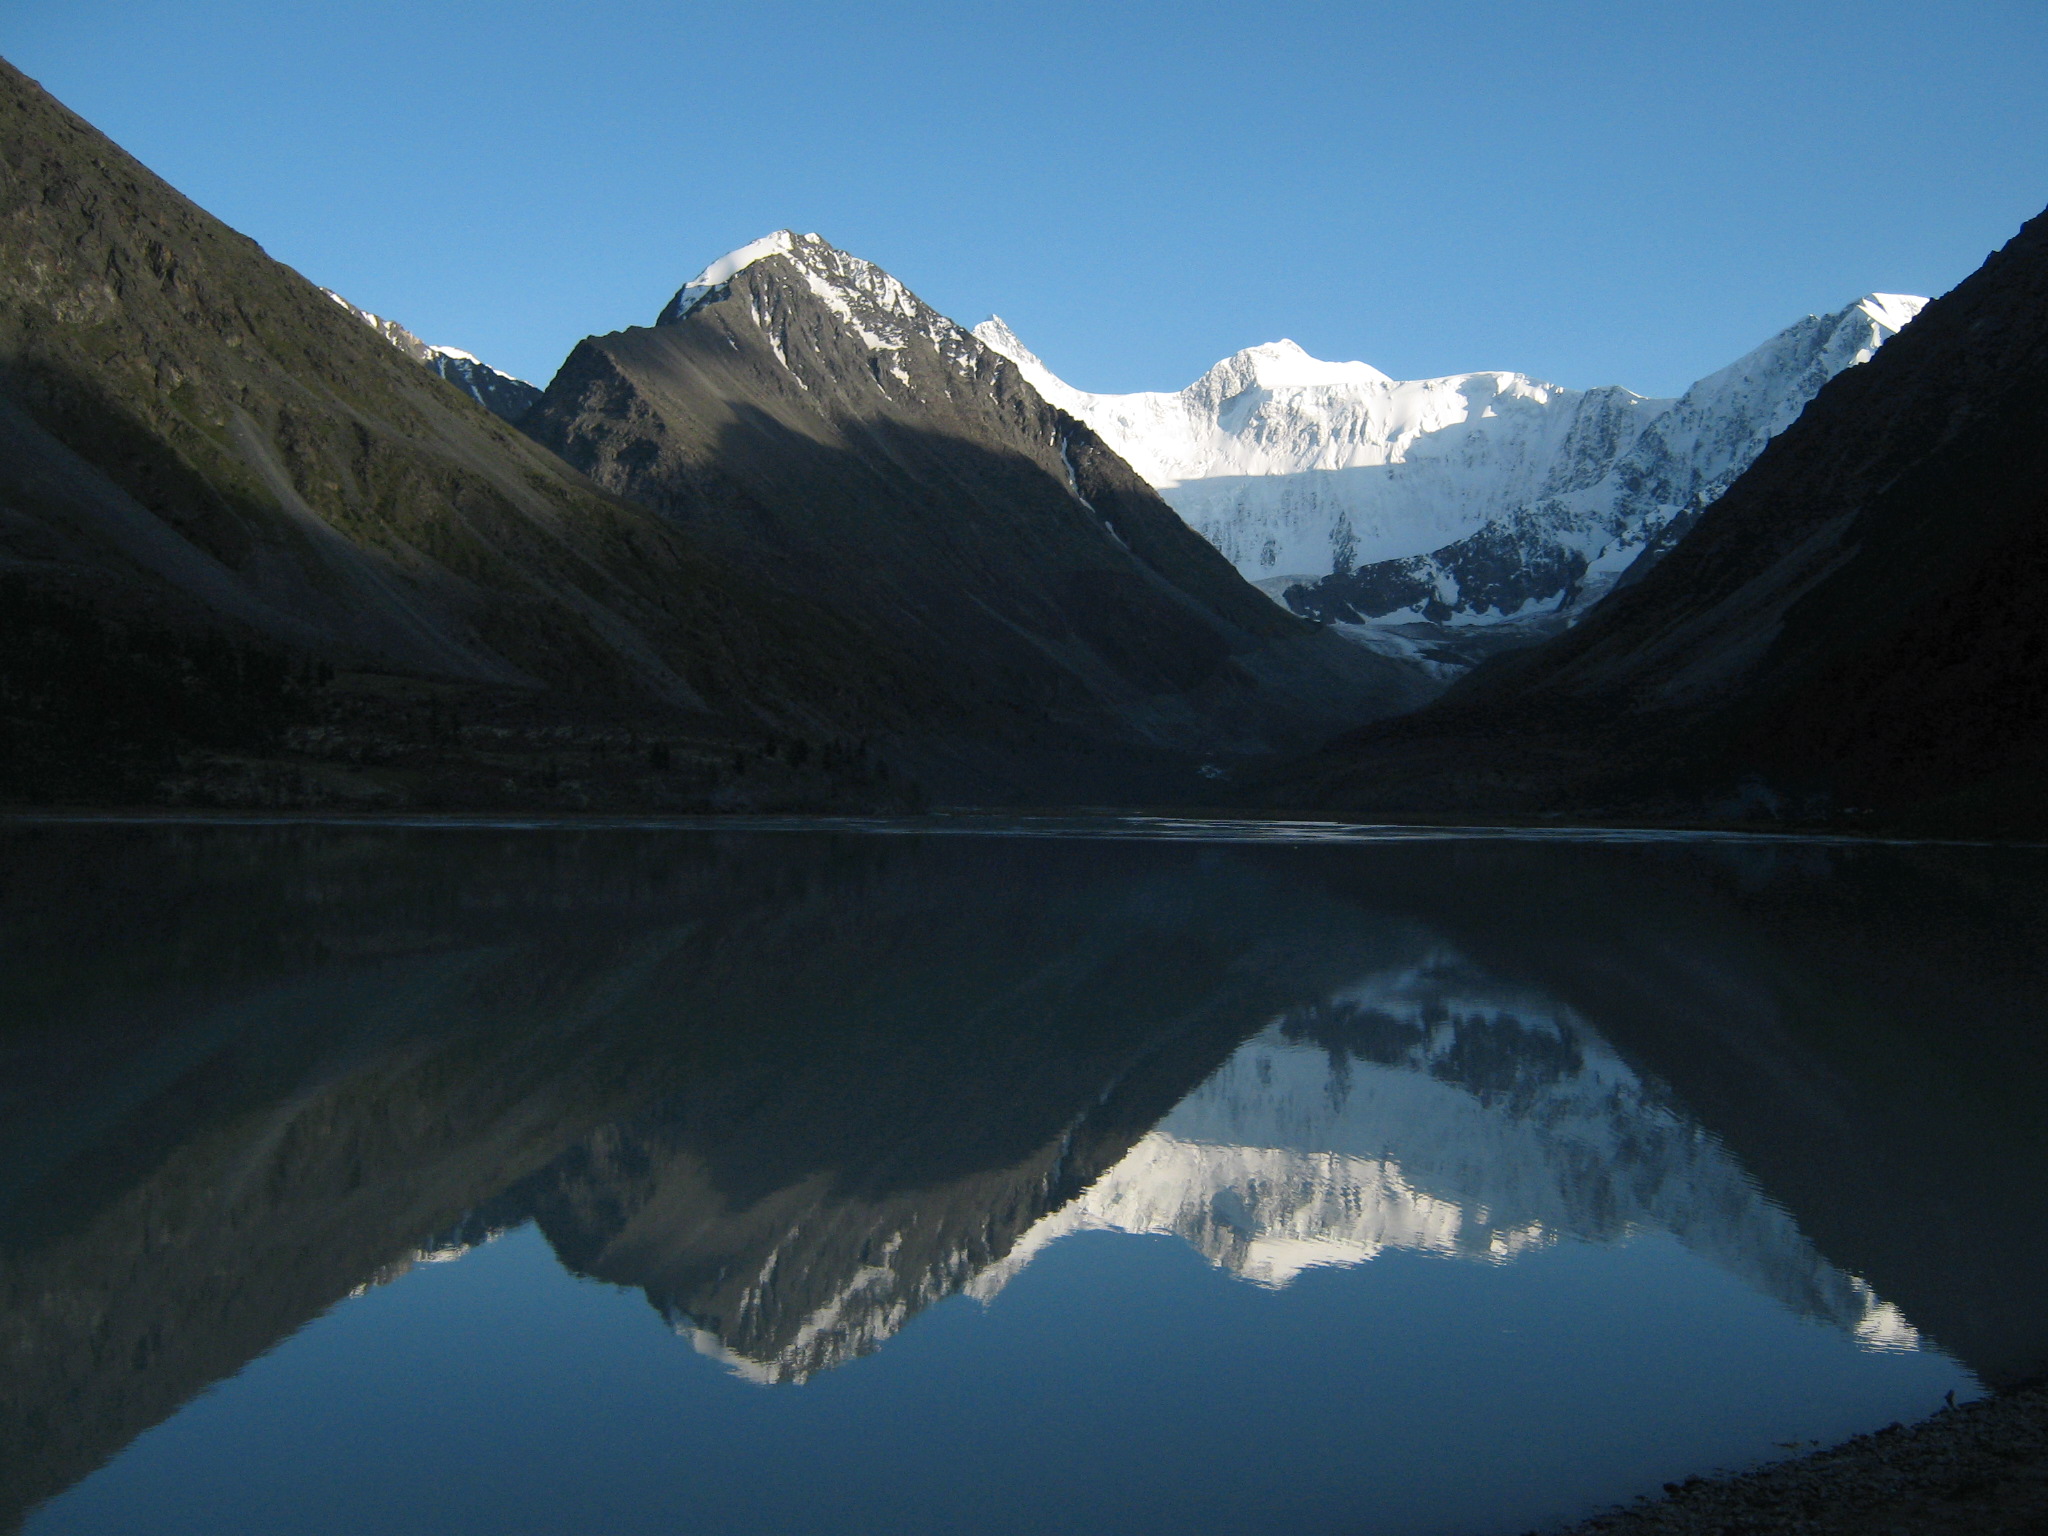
[1542,1381,2048,1534]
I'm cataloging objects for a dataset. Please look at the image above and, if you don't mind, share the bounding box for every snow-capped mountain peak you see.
[987,295,1924,653]
[972,315,1040,368]
[1194,338,1393,393]
[659,230,804,322]
[974,318,1597,511]
[974,313,1061,386]
[658,230,981,364]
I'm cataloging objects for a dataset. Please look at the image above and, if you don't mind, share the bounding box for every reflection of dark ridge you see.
[1429,1015,1586,1108]
[0,827,1382,1524]
[1278,995,1587,1108]
[523,980,1261,1381]
[506,850,1360,1379]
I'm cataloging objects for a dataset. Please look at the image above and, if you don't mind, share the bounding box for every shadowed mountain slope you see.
[1255,208,2048,833]
[0,60,938,808]
[519,231,1431,801]
[0,67,1411,808]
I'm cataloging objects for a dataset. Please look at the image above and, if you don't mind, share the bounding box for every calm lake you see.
[4,819,2044,1535]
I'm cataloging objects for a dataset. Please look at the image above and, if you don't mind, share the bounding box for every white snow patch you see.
[321,288,534,385]
[686,231,797,291]
[1851,1278,1924,1354]
[661,230,810,322]
[660,230,978,365]
[1857,292,1928,335]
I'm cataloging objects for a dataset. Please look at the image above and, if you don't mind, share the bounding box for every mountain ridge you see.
[0,69,1411,811]
[977,296,1923,670]
[1251,207,2048,832]
[0,59,954,810]
[320,289,545,423]
[518,230,1431,801]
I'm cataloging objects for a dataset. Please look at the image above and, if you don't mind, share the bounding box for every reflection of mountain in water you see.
[974,992,1916,1358]
[2,827,2042,1526]
[669,953,1918,1379]
[0,828,1379,1519]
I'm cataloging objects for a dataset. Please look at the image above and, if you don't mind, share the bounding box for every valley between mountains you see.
[1,56,2042,831]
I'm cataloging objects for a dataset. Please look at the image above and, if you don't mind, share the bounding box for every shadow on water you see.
[0,823,2043,1528]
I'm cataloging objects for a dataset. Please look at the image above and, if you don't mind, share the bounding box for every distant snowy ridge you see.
[975,297,1925,637]
[322,288,542,423]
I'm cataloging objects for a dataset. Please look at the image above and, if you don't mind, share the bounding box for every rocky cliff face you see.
[423,347,541,422]
[519,231,1432,802]
[1257,207,2048,832]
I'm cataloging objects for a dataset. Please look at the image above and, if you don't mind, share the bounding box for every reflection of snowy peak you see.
[658,951,1919,1385]
[969,1136,1535,1297]
[975,298,1924,636]
[975,966,1917,1349]
[321,289,542,423]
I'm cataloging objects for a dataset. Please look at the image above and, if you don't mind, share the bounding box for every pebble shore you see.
[1541,1381,2048,1535]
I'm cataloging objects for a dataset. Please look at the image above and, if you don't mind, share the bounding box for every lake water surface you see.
[4,819,2044,1534]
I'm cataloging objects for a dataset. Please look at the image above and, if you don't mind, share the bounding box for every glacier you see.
[975,296,1924,648]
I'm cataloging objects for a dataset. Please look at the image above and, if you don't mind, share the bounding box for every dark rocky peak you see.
[0,58,933,812]
[521,230,1433,800]
[422,348,543,424]
[648,228,1025,425]
[659,230,969,354]
[322,287,542,423]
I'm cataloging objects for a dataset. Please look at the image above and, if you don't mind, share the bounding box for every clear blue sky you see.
[8,1,2046,397]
